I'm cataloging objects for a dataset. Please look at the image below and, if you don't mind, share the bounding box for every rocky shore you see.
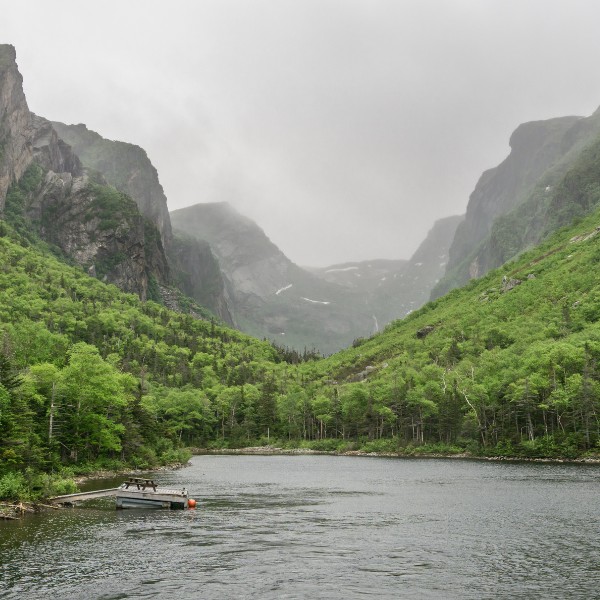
[191,445,600,463]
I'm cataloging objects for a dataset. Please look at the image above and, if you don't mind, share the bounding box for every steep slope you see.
[434,109,600,297]
[0,220,288,476]
[311,214,462,329]
[168,233,234,324]
[0,45,33,211]
[51,121,173,248]
[51,121,233,322]
[170,202,375,354]
[299,205,600,456]
[0,46,170,301]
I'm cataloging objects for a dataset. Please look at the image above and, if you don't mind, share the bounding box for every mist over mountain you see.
[310,215,463,327]
[434,107,600,298]
[9,40,600,358]
[170,202,376,354]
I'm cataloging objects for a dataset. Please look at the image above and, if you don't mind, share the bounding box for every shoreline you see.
[191,445,600,464]
[3,451,599,520]
[72,461,190,485]
[0,462,190,520]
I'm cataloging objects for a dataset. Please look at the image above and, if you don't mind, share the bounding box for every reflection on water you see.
[1,456,599,599]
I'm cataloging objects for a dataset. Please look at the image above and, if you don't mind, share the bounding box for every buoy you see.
[188,498,197,509]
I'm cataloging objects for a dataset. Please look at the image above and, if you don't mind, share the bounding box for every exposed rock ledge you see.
[191,446,600,463]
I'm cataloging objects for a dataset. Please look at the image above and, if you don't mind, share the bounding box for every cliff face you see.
[50,121,237,319]
[0,45,33,211]
[32,173,155,298]
[311,214,463,328]
[433,110,600,299]
[171,202,377,354]
[0,45,169,301]
[51,121,173,248]
[168,234,234,325]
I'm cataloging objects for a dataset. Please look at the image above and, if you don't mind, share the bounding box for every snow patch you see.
[380,277,387,281]
[275,284,293,295]
[301,297,331,305]
[325,266,359,273]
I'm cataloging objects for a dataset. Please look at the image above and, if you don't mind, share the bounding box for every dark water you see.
[1,455,599,599]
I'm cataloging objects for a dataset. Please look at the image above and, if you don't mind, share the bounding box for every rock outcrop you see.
[51,121,173,248]
[433,109,600,299]
[0,45,33,212]
[171,202,375,354]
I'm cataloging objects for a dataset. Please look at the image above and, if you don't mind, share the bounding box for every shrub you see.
[0,472,27,501]
[360,439,399,453]
[131,446,159,470]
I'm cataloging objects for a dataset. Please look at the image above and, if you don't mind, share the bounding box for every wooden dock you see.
[49,488,120,505]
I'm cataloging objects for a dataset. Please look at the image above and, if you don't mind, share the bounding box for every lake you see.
[1,455,599,599]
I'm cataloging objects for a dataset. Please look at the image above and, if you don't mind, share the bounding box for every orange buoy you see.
[188,498,197,509]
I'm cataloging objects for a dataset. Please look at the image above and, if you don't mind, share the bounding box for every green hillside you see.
[2,200,600,501]
[0,221,290,499]
[296,208,600,459]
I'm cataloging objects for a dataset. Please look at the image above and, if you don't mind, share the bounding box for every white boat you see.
[115,477,189,509]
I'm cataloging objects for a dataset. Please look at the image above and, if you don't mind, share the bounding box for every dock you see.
[49,488,120,505]
[48,478,192,510]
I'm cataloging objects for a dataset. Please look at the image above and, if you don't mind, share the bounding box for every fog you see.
[4,0,600,266]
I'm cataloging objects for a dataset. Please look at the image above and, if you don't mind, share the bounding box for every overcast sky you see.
[4,1,600,266]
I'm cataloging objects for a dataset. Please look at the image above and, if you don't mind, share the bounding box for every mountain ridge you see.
[434,107,600,298]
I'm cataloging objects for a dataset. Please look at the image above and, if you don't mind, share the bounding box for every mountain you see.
[51,121,173,249]
[170,202,376,354]
[310,214,462,328]
[299,204,600,456]
[50,121,232,323]
[0,45,171,300]
[3,176,600,475]
[171,203,462,353]
[1,45,466,348]
[3,40,600,485]
[434,108,600,298]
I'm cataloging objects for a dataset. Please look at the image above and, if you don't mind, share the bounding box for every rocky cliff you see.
[51,121,173,248]
[0,45,169,301]
[0,45,33,212]
[311,214,463,329]
[170,202,376,354]
[50,121,234,320]
[168,233,234,325]
[433,109,600,298]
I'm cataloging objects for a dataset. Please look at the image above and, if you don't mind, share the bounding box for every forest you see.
[2,197,600,500]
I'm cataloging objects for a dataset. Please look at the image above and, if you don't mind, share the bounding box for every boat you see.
[115,477,189,509]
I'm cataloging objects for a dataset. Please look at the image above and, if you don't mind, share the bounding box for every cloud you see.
[4,0,600,265]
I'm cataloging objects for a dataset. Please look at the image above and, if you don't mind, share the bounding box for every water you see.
[1,455,599,599]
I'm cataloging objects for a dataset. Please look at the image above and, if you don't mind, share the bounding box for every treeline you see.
[3,206,600,501]
[298,211,600,458]
[0,227,291,487]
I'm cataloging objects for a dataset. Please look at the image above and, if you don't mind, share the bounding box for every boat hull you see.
[115,486,189,510]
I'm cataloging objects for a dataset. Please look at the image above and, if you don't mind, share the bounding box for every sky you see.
[3,1,600,266]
